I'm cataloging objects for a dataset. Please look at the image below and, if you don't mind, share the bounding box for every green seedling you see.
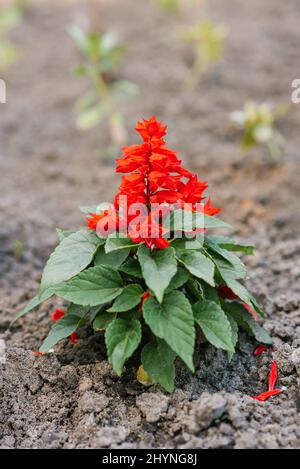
[180,20,227,90]
[230,102,286,159]
[0,0,26,70]
[69,24,138,147]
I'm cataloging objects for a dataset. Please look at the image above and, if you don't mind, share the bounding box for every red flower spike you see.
[253,345,268,357]
[251,389,283,402]
[51,308,65,322]
[268,361,278,391]
[87,117,220,250]
[70,332,78,346]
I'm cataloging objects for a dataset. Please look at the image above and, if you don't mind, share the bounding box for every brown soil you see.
[0,0,299,449]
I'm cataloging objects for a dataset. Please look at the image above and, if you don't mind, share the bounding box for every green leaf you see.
[67,304,90,318]
[224,278,264,317]
[203,215,231,230]
[143,291,195,371]
[56,229,75,241]
[142,339,176,393]
[79,205,98,214]
[39,231,102,295]
[93,312,116,331]
[12,289,53,325]
[40,315,83,353]
[118,257,143,278]
[171,238,203,256]
[206,236,254,256]
[105,236,140,253]
[54,265,124,306]
[137,246,177,303]
[105,318,142,375]
[178,250,215,286]
[94,245,129,268]
[107,284,143,312]
[210,250,247,281]
[224,302,272,345]
[193,299,235,352]
[225,313,239,362]
[166,267,190,292]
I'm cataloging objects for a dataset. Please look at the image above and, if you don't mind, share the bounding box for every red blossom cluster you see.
[87,116,220,249]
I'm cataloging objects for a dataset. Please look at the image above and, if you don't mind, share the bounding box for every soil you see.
[0,0,299,449]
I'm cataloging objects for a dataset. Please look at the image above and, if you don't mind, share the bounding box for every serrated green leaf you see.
[166,267,190,292]
[178,250,215,286]
[12,289,53,325]
[206,236,254,256]
[224,302,272,345]
[105,236,140,253]
[225,313,238,362]
[39,231,102,295]
[56,229,75,241]
[40,315,84,353]
[142,339,176,393]
[143,291,195,371]
[93,312,116,331]
[209,250,247,281]
[137,246,177,303]
[171,237,203,256]
[224,278,264,317]
[105,318,142,375]
[118,257,143,278]
[107,284,143,312]
[67,304,90,318]
[94,245,129,268]
[54,265,124,306]
[193,299,235,352]
[203,215,231,230]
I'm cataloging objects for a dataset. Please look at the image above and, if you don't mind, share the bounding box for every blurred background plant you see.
[180,20,227,90]
[69,23,138,149]
[230,102,288,159]
[152,0,181,15]
[0,0,26,71]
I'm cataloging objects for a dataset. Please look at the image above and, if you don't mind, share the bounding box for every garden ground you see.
[0,0,299,448]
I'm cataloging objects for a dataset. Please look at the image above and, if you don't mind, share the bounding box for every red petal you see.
[70,333,78,346]
[268,361,278,391]
[250,389,283,402]
[253,345,268,356]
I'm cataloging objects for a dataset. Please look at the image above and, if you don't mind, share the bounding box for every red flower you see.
[87,208,118,236]
[218,285,238,300]
[70,332,78,346]
[135,116,167,142]
[51,308,65,322]
[88,117,220,250]
[203,198,221,216]
[268,361,278,391]
[250,389,283,402]
[253,345,268,356]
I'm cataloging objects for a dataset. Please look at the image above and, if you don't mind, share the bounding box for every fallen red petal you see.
[253,345,268,356]
[34,351,46,357]
[268,360,278,391]
[251,389,283,402]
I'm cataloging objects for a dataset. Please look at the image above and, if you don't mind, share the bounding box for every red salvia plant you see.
[15,117,272,393]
